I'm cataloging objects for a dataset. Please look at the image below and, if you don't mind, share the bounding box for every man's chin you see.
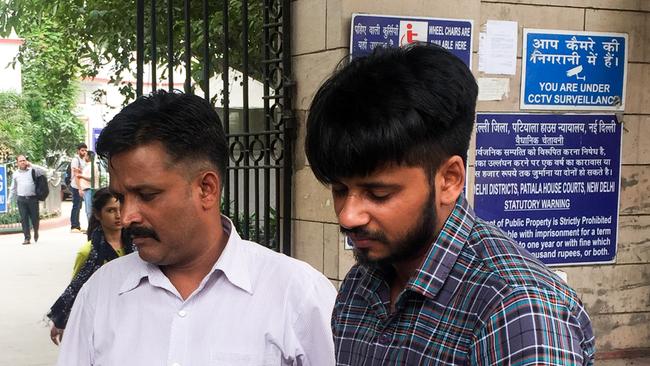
[353,248,391,268]
[137,250,165,265]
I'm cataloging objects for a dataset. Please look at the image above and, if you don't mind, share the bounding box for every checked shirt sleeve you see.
[469,286,595,366]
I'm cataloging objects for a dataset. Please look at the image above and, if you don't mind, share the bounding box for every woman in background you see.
[47,187,133,345]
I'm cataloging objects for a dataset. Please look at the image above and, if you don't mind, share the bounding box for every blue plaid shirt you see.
[332,196,595,365]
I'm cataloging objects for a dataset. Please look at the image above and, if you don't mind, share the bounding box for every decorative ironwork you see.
[135,0,293,254]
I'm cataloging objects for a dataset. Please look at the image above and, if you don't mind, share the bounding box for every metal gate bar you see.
[280,0,294,256]
[136,0,144,97]
[151,0,157,91]
[183,0,191,94]
[222,0,231,223]
[202,0,209,99]
[167,0,174,91]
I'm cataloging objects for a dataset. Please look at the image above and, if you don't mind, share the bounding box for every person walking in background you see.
[9,155,45,245]
[47,187,133,345]
[69,143,87,233]
[305,44,595,365]
[77,151,100,222]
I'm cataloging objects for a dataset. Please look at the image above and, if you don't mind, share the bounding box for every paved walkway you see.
[0,202,87,366]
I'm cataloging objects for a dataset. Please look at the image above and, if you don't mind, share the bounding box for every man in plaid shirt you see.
[305,44,595,365]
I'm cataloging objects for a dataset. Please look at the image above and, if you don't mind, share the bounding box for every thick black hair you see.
[95,90,228,180]
[76,143,88,150]
[305,43,478,184]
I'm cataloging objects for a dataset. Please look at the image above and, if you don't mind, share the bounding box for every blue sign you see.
[521,29,627,111]
[350,14,473,67]
[0,165,6,213]
[473,114,621,265]
[92,128,103,152]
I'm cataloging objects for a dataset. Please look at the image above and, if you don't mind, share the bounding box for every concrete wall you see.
[290,0,650,361]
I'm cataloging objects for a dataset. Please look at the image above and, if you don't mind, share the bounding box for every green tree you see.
[16,18,85,165]
[0,91,35,162]
[0,0,264,105]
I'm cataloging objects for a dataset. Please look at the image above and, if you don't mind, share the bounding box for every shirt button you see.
[178,310,187,318]
[378,333,391,345]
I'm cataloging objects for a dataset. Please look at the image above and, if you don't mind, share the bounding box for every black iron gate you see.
[135,0,293,255]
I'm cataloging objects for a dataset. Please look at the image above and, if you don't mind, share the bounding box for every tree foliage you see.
[0,92,34,163]
[0,0,264,166]
[25,18,85,160]
[10,17,85,166]
[0,0,264,105]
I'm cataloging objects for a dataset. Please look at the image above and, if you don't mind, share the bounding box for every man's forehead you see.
[107,170,161,193]
[334,163,429,184]
[108,146,183,185]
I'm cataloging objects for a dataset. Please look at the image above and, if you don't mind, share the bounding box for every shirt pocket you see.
[210,351,282,366]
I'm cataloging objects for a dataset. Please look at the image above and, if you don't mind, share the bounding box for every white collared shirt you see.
[57,217,337,366]
[10,167,38,199]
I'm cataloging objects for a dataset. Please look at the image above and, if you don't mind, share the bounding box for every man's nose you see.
[337,195,371,230]
[120,200,141,227]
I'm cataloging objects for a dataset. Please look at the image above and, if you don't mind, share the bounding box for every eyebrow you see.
[332,181,401,190]
[114,184,164,195]
[359,182,401,189]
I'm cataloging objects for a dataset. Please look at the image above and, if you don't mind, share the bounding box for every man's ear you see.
[435,155,466,207]
[197,171,221,210]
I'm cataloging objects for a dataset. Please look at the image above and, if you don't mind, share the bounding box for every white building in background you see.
[79,61,266,151]
[0,35,265,151]
[0,33,23,93]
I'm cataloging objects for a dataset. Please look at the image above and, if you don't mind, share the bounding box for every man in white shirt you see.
[69,143,87,232]
[57,91,337,366]
[9,155,44,244]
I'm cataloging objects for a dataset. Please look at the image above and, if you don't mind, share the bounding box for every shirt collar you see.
[213,215,253,294]
[119,215,253,295]
[406,195,475,299]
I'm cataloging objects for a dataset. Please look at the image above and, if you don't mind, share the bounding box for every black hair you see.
[95,90,228,180]
[87,187,119,240]
[77,143,88,150]
[305,43,478,184]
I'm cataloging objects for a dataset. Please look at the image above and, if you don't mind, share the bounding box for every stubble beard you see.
[351,191,438,269]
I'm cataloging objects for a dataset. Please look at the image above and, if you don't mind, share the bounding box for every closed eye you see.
[368,191,391,202]
[139,192,159,202]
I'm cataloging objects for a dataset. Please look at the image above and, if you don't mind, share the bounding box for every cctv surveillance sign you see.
[350,14,473,67]
[521,29,627,111]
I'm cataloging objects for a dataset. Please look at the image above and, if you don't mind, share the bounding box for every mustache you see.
[340,226,387,242]
[125,225,160,241]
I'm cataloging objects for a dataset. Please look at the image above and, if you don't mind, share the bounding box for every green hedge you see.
[0,207,59,225]
[0,209,22,225]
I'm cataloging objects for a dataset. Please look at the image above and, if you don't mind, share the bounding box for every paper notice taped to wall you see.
[478,77,510,101]
[479,20,518,75]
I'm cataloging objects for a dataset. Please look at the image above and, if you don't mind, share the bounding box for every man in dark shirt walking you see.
[305,44,595,365]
